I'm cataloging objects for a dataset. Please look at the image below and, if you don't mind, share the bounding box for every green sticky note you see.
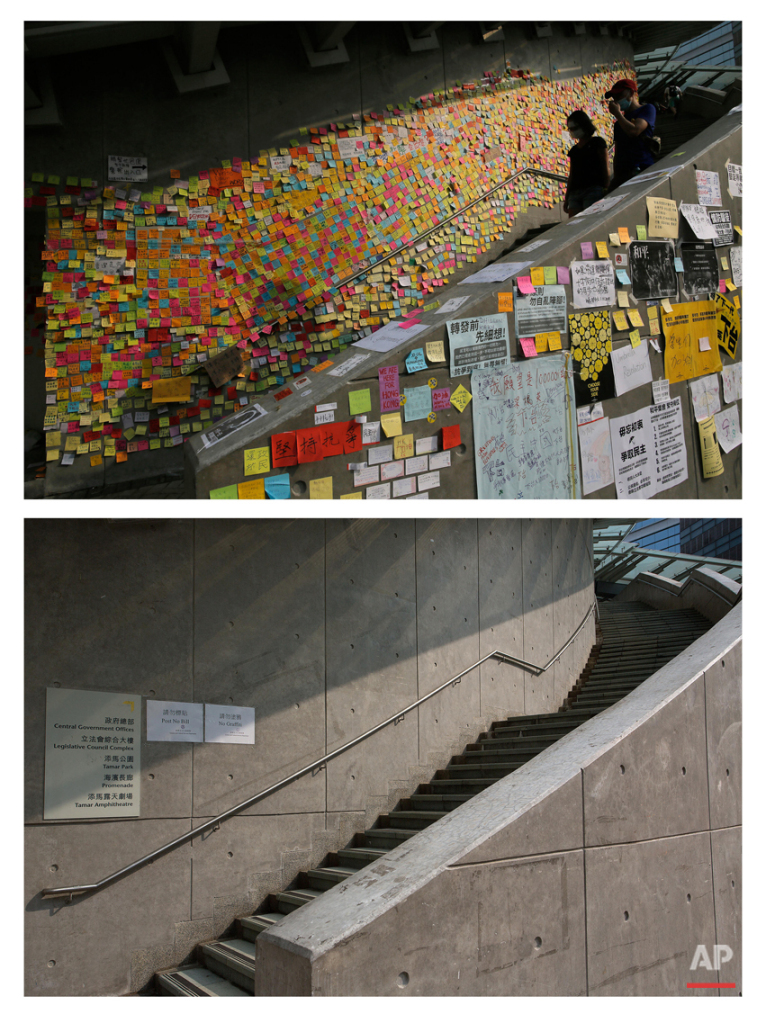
[48,174,60,185]
[543,266,557,285]
[348,388,372,415]
[299,127,308,135]
[636,225,647,241]
[31,172,44,183]
[66,176,78,186]
[210,484,239,499]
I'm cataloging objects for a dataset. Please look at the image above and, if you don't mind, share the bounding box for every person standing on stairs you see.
[562,109,610,217]
[604,78,657,191]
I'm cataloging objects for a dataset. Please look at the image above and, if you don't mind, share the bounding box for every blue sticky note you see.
[674,257,684,272]
[405,347,428,373]
[616,268,631,285]
[265,473,291,499]
[403,385,433,423]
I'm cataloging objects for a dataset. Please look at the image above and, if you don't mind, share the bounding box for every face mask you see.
[618,98,631,110]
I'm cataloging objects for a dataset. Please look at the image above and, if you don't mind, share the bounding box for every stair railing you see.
[41,596,597,902]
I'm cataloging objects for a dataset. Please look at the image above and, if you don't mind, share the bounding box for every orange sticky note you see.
[90,455,103,466]
[442,425,461,449]
[618,227,630,244]
[238,479,265,499]
[498,293,514,312]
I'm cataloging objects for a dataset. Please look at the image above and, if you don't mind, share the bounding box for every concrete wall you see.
[25,22,633,434]
[186,113,742,501]
[24,517,595,996]
[254,599,741,996]
[615,567,741,623]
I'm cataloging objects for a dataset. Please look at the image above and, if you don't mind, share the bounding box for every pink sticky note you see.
[378,365,401,413]
[719,279,727,293]
[517,276,535,295]
[432,388,451,411]
[580,242,594,260]
[519,337,538,358]
[557,266,570,285]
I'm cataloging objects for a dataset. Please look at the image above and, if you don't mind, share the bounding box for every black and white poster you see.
[680,243,719,296]
[628,241,677,300]
[709,209,734,248]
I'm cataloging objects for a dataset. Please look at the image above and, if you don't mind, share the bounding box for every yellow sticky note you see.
[381,412,402,437]
[498,293,514,312]
[612,310,629,331]
[725,279,737,292]
[45,431,61,448]
[46,448,59,462]
[152,377,191,403]
[90,454,103,466]
[238,479,265,499]
[595,241,609,259]
[547,331,562,351]
[661,298,674,314]
[340,492,363,499]
[629,330,642,348]
[733,296,740,309]
[617,291,630,308]
[450,384,472,413]
[720,256,729,271]
[425,338,446,362]
[609,233,621,246]
[530,267,545,286]
[535,333,548,352]
[734,226,742,236]
[627,308,644,328]
[309,476,333,500]
[89,439,101,452]
[393,434,414,459]
[618,227,630,244]
[244,447,270,476]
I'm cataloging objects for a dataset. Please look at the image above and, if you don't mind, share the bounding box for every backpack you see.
[646,134,662,157]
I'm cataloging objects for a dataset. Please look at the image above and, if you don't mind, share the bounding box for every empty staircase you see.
[154,598,711,996]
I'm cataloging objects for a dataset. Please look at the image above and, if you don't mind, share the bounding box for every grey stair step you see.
[470,739,549,752]
[486,729,578,743]
[490,710,593,729]
[198,939,255,993]
[334,846,388,868]
[385,809,447,830]
[360,827,419,848]
[456,750,534,764]
[423,779,495,794]
[157,966,250,997]
[305,866,357,890]
[444,762,523,779]
[239,912,286,940]
[276,888,320,912]
[491,718,591,736]
[407,792,472,811]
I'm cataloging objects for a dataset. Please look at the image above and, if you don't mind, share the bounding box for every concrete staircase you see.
[153,598,711,996]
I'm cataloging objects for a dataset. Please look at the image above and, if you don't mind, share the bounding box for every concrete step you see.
[490,717,593,737]
[333,846,388,868]
[469,739,550,753]
[304,866,357,891]
[198,939,255,993]
[156,966,250,997]
[456,749,534,765]
[359,827,419,849]
[421,778,495,795]
[443,762,523,779]
[276,888,320,914]
[239,912,286,941]
[406,792,473,812]
[384,809,447,830]
[489,709,594,730]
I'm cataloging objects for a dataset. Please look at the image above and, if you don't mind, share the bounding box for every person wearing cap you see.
[604,78,656,190]
[563,109,610,217]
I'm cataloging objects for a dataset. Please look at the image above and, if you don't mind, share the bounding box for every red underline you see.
[687,982,737,989]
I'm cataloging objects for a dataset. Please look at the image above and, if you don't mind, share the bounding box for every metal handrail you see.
[41,597,597,901]
[337,163,569,291]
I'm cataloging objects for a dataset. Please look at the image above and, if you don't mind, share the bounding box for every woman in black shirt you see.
[563,110,610,217]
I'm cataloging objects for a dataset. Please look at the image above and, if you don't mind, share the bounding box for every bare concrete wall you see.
[24,517,594,995]
[254,601,741,996]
